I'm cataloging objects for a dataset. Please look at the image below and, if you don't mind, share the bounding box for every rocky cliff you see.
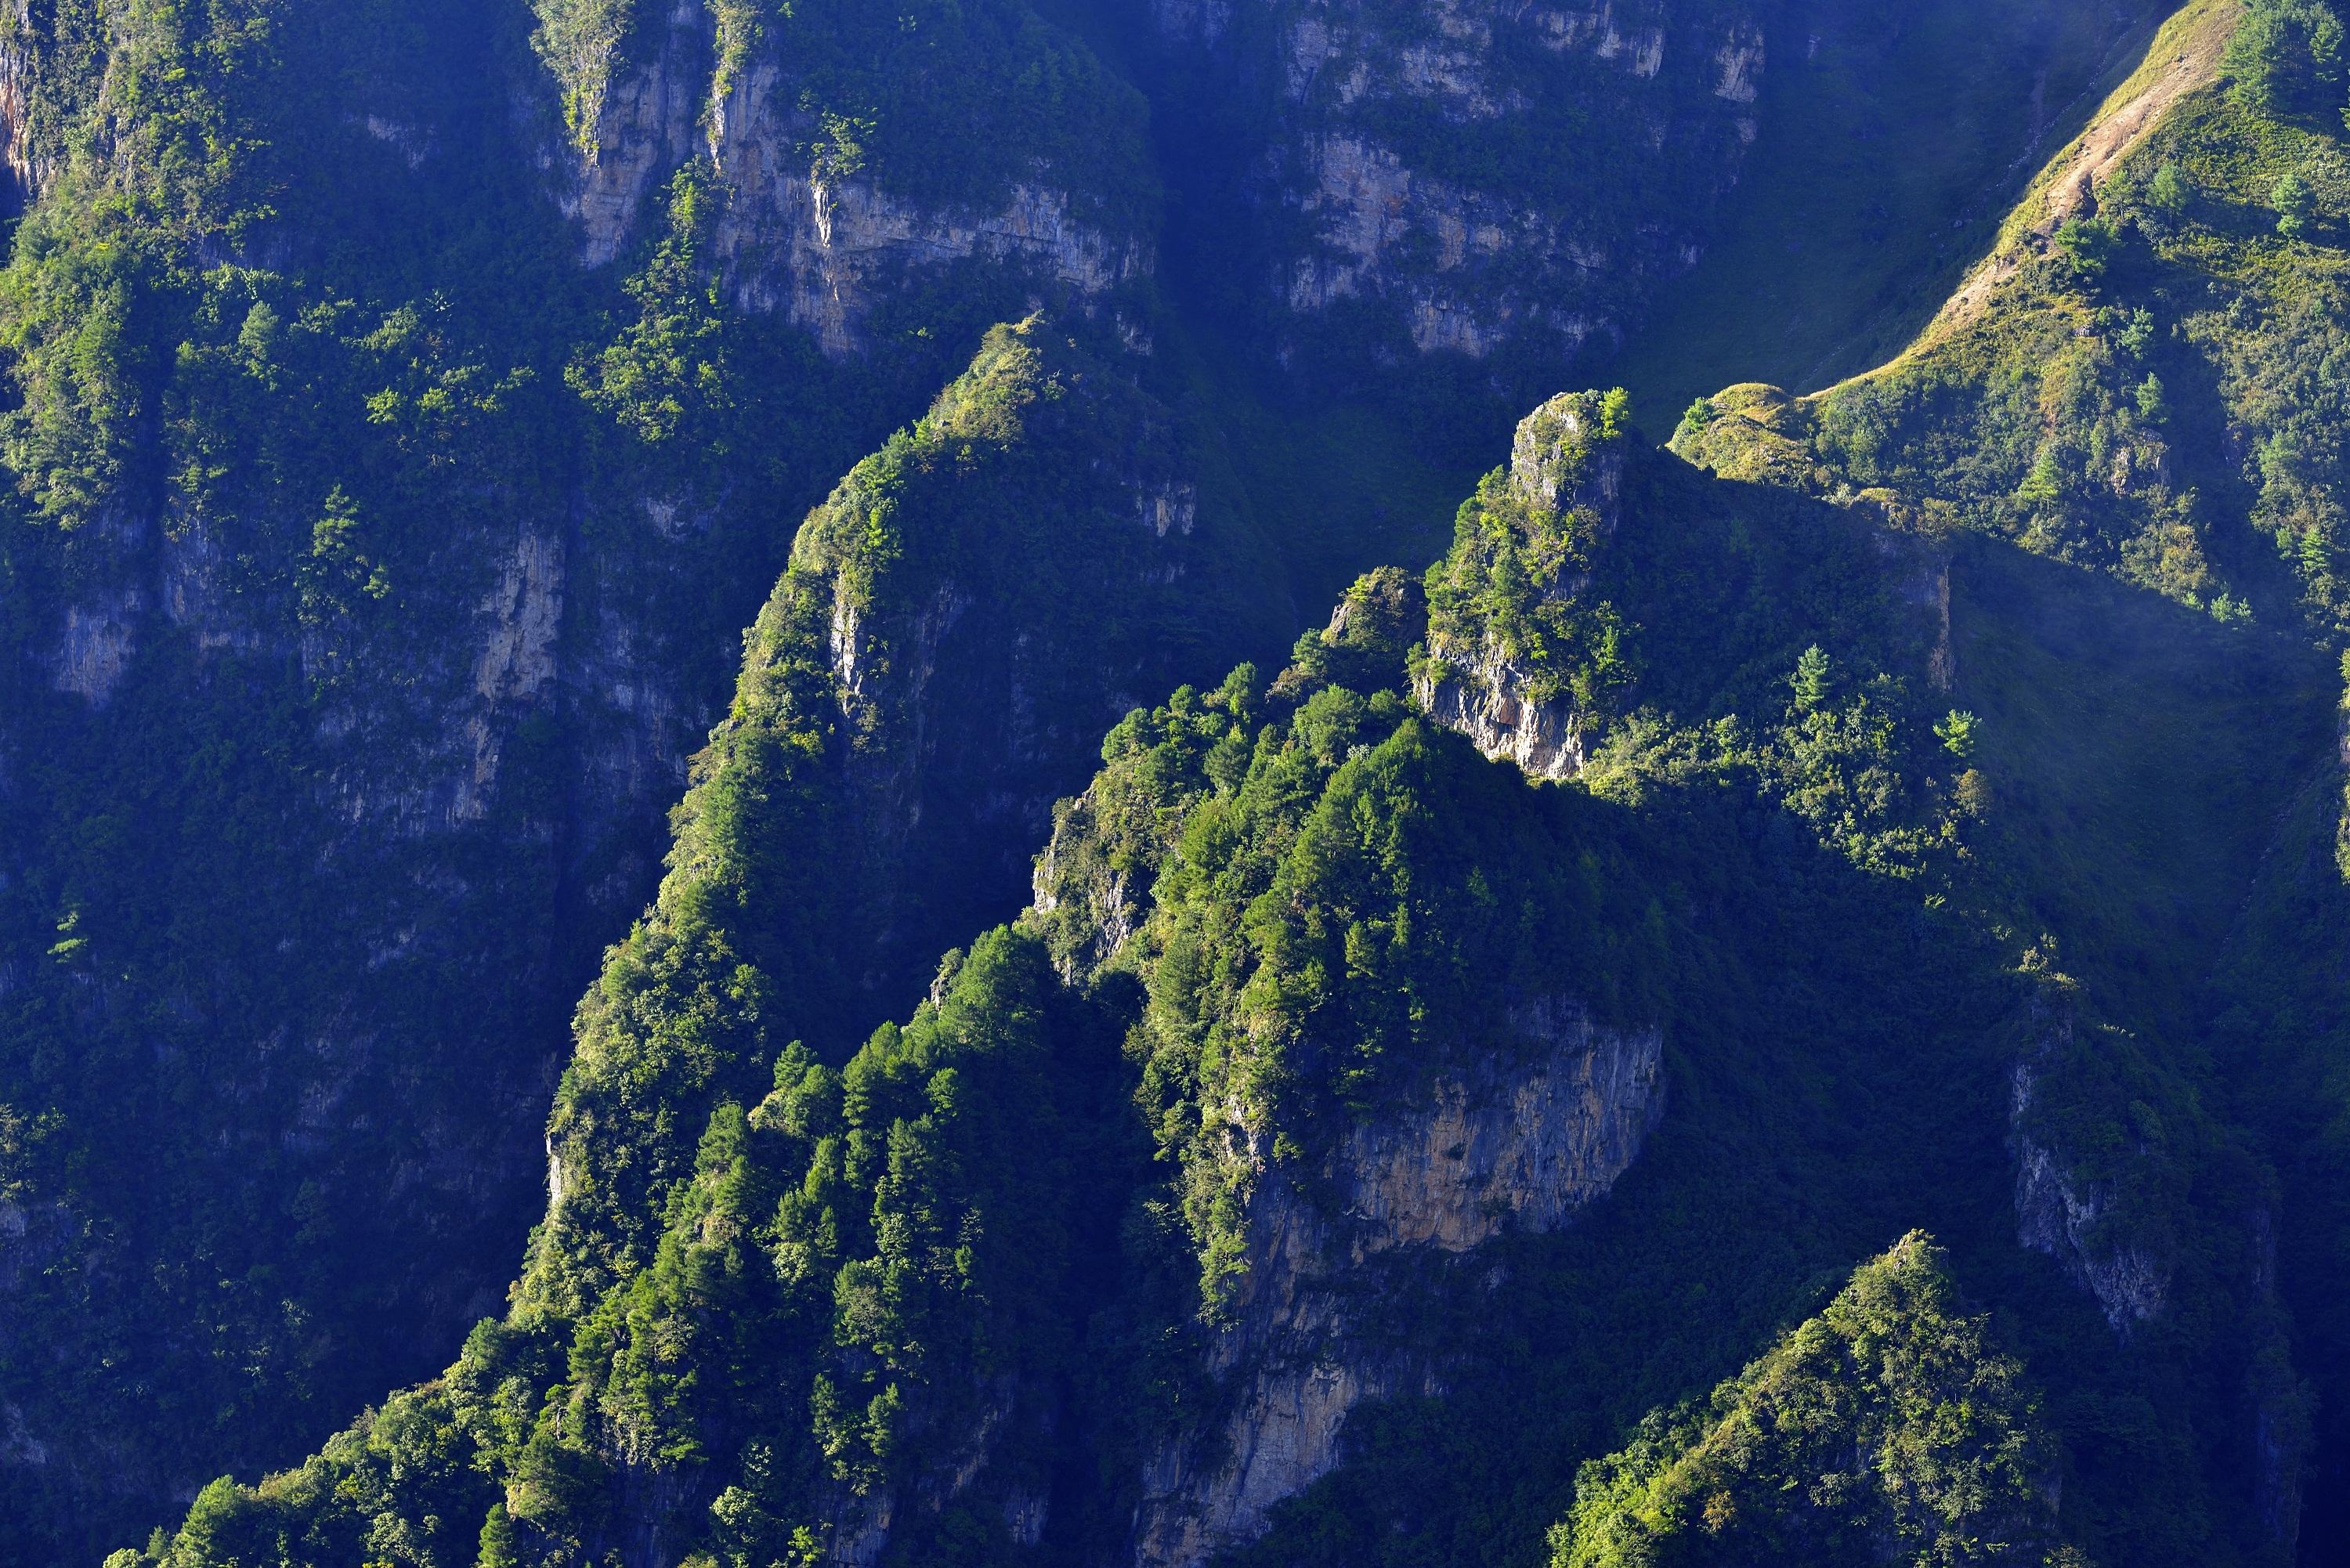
[1416,391,1625,779]
[0,0,1194,1546]
[0,0,84,218]
[2011,1057,2171,1333]
[1146,0,1768,361]
[548,0,1153,354]
[2007,1008,2171,1333]
[774,318,1242,994]
[1133,999,1665,1566]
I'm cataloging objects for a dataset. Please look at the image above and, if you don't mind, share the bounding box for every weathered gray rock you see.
[1415,392,1624,780]
[544,7,1147,355]
[1133,998,1664,1566]
[2008,1025,2170,1333]
[1155,0,1769,359]
[709,65,1147,355]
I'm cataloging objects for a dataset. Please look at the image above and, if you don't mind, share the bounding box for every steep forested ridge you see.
[0,0,1210,1550]
[6,0,2350,1565]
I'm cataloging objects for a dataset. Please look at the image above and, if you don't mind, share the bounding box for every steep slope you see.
[1205,394,2314,1568]
[132,369,2323,1567]
[104,313,1278,1568]
[0,0,1202,1555]
[1550,1234,2066,1568]
[540,0,1157,345]
[1601,0,2182,417]
[1136,0,1771,367]
[1662,2,2350,1556]
[14,0,2350,1562]
[3,2,2174,1545]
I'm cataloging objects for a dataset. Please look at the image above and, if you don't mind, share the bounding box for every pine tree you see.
[478,1502,519,1568]
[1935,710,1980,760]
[1790,645,1833,713]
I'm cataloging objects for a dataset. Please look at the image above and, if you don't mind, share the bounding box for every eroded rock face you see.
[1416,393,1624,780]
[1417,648,1589,779]
[52,586,142,706]
[545,11,1146,356]
[1338,997,1661,1252]
[2009,1041,2170,1333]
[708,62,1147,353]
[1156,0,1767,359]
[0,18,35,217]
[1281,133,1600,358]
[1133,998,1665,1566]
[552,0,702,268]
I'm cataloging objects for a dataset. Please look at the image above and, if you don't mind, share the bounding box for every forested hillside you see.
[5,0,2350,1565]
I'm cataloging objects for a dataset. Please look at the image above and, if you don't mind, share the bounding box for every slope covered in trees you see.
[9,0,2350,1563]
[1673,3,2350,1542]
[1552,1234,2066,1568]
[0,0,1220,1552]
[114,367,2323,1566]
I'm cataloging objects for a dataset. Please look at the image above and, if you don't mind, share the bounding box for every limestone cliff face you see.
[814,1372,1043,1568]
[5,479,649,1510]
[2008,1021,2170,1333]
[1152,0,1766,359]
[0,0,74,218]
[547,5,1147,356]
[0,8,34,217]
[1415,393,1622,780]
[552,0,705,269]
[706,56,1147,356]
[1132,999,1665,1566]
[1415,640,1591,779]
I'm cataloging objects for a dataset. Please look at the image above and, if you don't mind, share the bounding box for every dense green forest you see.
[6,0,2350,1565]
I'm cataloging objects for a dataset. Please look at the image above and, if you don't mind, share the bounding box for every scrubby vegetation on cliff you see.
[1552,1234,2066,1568]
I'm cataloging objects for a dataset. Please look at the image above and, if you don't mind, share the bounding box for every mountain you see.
[115,359,2322,1566]
[5,0,2350,1564]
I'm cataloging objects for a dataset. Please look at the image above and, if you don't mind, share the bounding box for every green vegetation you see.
[523,314,1275,1320]
[530,0,647,152]
[0,0,1202,1554]
[1599,0,2179,424]
[122,415,2019,1560]
[16,0,2350,1563]
[108,923,1118,1568]
[2224,0,2347,120]
[118,374,2326,1568]
[1552,1234,2065,1568]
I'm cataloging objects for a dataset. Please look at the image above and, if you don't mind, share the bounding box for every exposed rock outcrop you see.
[707,62,1147,354]
[544,6,1147,356]
[1132,998,1664,1566]
[1416,641,1591,779]
[2008,1019,2170,1333]
[549,0,703,268]
[52,586,142,706]
[1416,392,1623,779]
[1153,0,1768,359]
[0,11,34,217]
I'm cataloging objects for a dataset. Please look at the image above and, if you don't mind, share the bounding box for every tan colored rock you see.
[53,587,140,706]
[1133,999,1664,1566]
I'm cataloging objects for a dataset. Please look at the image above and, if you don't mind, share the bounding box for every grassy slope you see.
[1893,0,2247,373]
[1657,5,2350,1559]
[1952,536,2328,1040]
[1601,0,2184,429]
